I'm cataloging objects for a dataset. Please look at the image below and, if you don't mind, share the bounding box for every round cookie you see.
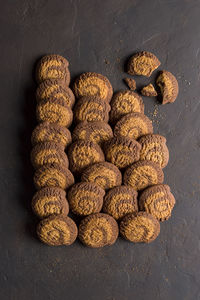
[68,182,105,216]
[120,212,160,243]
[123,160,164,191]
[114,112,153,140]
[78,213,119,248]
[32,187,69,219]
[68,140,105,174]
[103,186,138,220]
[156,70,179,104]
[81,162,122,190]
[138,134,169,168]
[37,215,77,246]
[104,136,141,169]
[139,184,176,221]
[73,72,113,103]
[109,90,144,124]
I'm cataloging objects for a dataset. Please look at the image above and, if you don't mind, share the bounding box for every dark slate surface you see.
[1,0,200,299]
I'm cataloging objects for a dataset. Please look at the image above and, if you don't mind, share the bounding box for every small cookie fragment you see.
[103,186,138,220]
[114,112,153,140]
[68,182,105,216]
[81,162,122,190]
[73,72,113,103]
[124,78,136,90]
[37,215,78,246]
[141,84,157,97]
[78,213,119,248]
[156,70,179,104]
[127,51,161,77]
[123,160,164,191]
[139,184,176,221]
[120,212,160,243]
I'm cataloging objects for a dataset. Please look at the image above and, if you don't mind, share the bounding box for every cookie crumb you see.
[141,84,157,97]
[124,78,136,90]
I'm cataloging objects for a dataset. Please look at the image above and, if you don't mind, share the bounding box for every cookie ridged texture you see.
[37,215,78,246]
[123,160,164,191]
[141,84,157,97]
[81,162,122,190]
[139,184,176,221]
[156,70,179,104]
[68,182,105,216]
[78,213,119,248]
[120,212,160,243]
[32,187,69,219]
[103,185,138,220]
[124,78,136,90]
[138,134,169,168]
[73,72,113,103]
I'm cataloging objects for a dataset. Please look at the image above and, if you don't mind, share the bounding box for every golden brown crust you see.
[141,84,158,97]
[124,78,136,90]
[156,70,179,104]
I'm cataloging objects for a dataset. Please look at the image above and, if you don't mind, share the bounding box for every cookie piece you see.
[123,160,164,191]
[141,84,157,97]
[103,186,138,220]
[138,134,169,168]
[124,78,136,90]
[156,70,179,104]
[72,121,113,146]
[127,51,161,77]
[37,215,77,246]
[139,184,175,221]
[104,136,141,169]
[109,90,144,124]
[114,112,153,140]
[68,140,105,174]
[120,212,160,243]
[33,163,74,190]
[73,72,113,103]
[68,182,105,216]
[81,162,122,190]
[78,213,119,248]
[32,187,69,219]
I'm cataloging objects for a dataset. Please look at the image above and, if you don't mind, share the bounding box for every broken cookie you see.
[124,78,136,90]
[156,70,179,104]
[141,84,157,97]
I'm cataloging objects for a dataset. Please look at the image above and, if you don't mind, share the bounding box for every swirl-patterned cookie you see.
[103,186,138,220]
[138,134,169,168]
[68,182,105,216]
[156,70,179,104]
[141,84,157,97]
[139,184,176,221]
[81,162,122,190]
[123,160,164,191]
[78,213,119,248]
[37,215,78,246]
[73,72,113,102]
[120,212,160,243]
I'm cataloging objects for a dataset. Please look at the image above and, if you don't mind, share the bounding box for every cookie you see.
[138,134,169,168]
[109,90,144,124]
[120,212,160,243]
[139,184,176,221]
[156,70,179,104]
[68,182,105,216]
[73,72,113,103]
[123,160,164,191]
[141,84,157,97]
[78,213,119,248]
[32,187,69,219]
[37,215,78,246]
[81,162,122,190]
[114,112,153,140]
[68,140,105,174]
[127,51,161,77]
[104,136,141,169]
[33,163,74,190]
[124,78,136,90]
[103,186,138,220]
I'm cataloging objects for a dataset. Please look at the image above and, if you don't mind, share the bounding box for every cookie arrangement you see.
[31,52,178,247]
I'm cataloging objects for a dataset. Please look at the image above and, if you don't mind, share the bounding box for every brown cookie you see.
[114,112,153,140]
[37,215,78,246]
[123,160,164,191]
[141,84,157,97]
[124,78,136,90]
[78,213,119,248]
[139,184,176,221]
[120,212,160,243]
[68,182,105,216]
[156,70,179,104]
[73,72,113,103]
[32,187,69,219]
[103,186,138,220]
[127,51,161,77]
[81,162,122,190]
[138,134,169,168]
